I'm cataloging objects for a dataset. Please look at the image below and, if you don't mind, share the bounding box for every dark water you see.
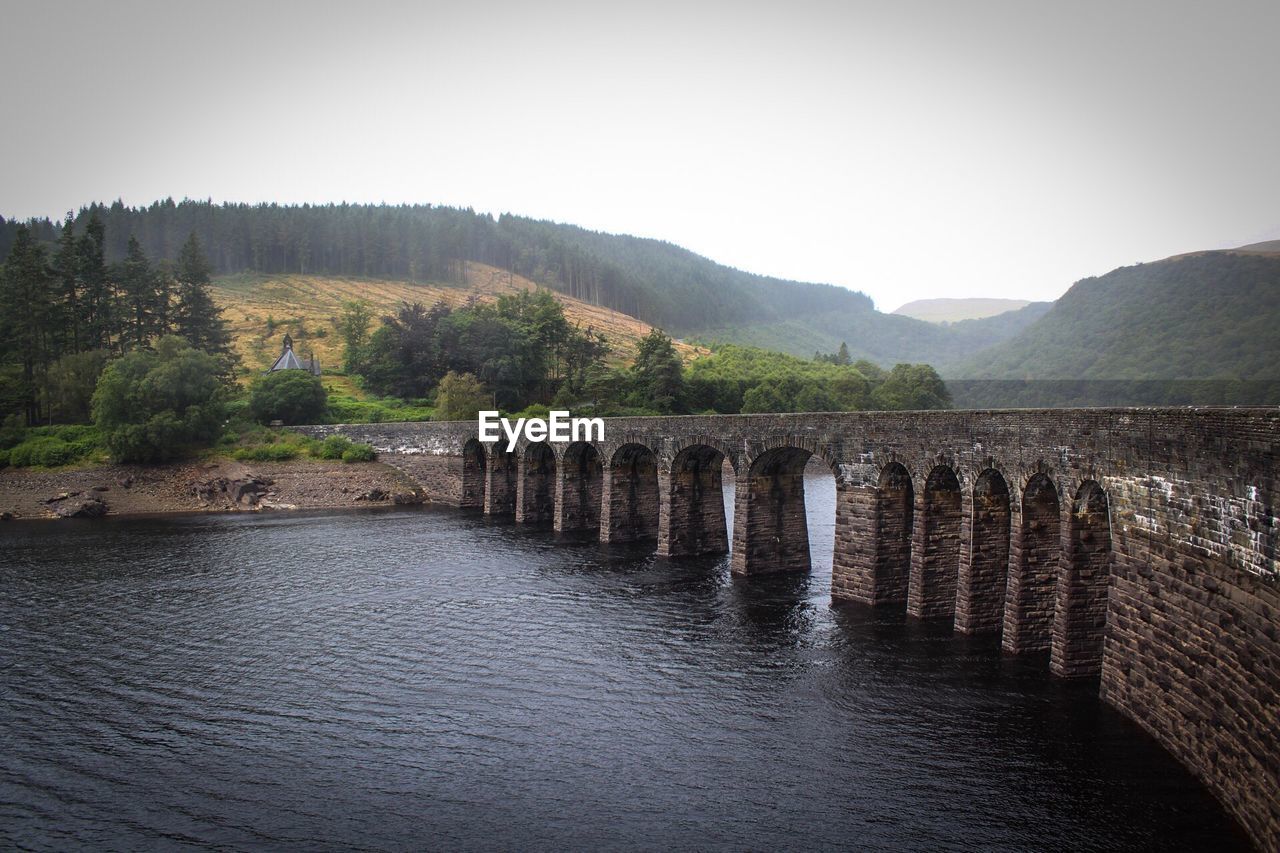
[0,471,1251,851]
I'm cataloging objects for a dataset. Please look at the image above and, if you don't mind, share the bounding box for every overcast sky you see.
[2,0,1277,311]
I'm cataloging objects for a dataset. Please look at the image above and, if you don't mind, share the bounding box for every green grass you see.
[321,375,434,423]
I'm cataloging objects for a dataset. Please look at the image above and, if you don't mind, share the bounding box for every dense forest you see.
[0,200,1039,367]
[0,217,233,426]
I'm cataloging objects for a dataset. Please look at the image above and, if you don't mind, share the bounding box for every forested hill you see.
[0,200,1035,367]
[0,201,867,333]
[948,249,1280,404]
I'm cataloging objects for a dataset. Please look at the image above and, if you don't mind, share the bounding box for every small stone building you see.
[267,334,321,376]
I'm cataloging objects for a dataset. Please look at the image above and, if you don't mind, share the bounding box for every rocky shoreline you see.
[0,459,424,521]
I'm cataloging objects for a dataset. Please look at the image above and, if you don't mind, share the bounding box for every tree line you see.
[336,288,951,419]
[0,216,232,425]
[338,290,609,411]
[1,199,875,332]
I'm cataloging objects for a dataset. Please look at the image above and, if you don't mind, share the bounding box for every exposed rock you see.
[192,477,229,504]
[230,476,272,506]
[392,491,423,505]
[49,494,108,518]
[191,473,274,507]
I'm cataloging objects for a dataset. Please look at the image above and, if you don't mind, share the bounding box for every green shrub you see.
[249,370,328,425]
[316,435,352,459]
[340,443,376,463]
[92,337,227,463]
[224,397,251,425]
[8,436,76,468]
[510,403,551,420]
[233,444,300,462]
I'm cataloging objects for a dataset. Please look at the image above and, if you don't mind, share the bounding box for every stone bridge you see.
[297,408,1278,848]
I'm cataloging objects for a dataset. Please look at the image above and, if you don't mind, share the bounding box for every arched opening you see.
[955,468,1011,634]
[516,442,556,525]
[555,442,603,533]
[855,461,916,601]
[907,464,962,620]
[484,447,518,516]
[601,443,659,543]
[731,445,820,576]
[461,438,486,509]
[1002,472,1061,654]
[1051,480,1113,678]
[658,444,729,558]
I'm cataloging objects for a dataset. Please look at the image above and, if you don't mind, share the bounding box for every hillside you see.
[4,201,1273,393]
[0,201,1035,369]
[696,300,1053,365]
[893,297,1032,323]
[213,261,708,374]
[949,250,1280,405]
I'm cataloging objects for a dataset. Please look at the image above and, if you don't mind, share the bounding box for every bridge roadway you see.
[297,407,1279,848]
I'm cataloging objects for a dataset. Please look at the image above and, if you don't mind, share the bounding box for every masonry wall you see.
[299,409,1279,848]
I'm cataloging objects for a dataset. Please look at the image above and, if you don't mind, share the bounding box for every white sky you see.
[2,0,1277,311]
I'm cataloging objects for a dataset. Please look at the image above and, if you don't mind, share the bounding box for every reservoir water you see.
[0,468,1250,850]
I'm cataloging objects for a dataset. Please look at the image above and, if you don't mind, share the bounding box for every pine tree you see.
[77,212,111,350]
[631,328,684,414]
[115,236,162,349]
[0,227,56,424]
[53,213,82,353]
[172,233,231,356]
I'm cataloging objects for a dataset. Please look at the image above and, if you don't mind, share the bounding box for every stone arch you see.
[483,443,518,516]
[875,460,915,604]
[955,467,1012,634]
[658,442,730,558]
[1051,480,1113,678]
[1002,471,1062,654]
[742,436,841,480]
[461,438,486,509]
[664,435,739,476]
[555,441,604,533]
[907,464,963,619]
[515,442,556,525]
[601,442,660,543]
[730,443,825,576]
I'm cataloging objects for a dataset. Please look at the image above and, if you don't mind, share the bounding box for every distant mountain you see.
[893,297,1033,323]
[949,250,1280,406]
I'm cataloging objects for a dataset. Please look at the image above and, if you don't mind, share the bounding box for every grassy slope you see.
[212,261,708,375]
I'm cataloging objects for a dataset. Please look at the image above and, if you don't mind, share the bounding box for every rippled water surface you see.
[1,471,1250,850]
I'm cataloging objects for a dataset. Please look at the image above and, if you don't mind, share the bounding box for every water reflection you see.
[0,469,1249,851]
